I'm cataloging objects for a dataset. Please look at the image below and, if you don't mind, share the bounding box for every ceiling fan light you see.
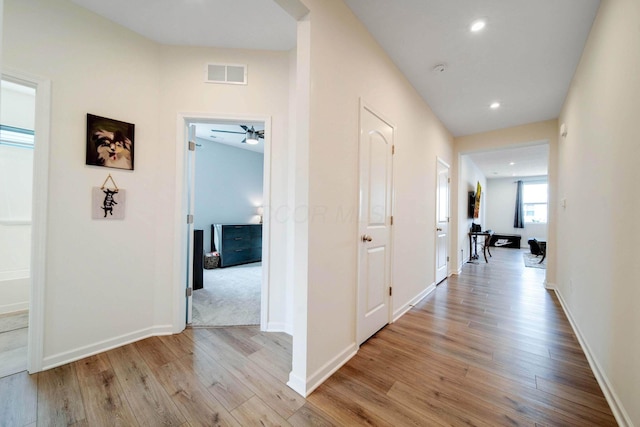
[246,130,259,145]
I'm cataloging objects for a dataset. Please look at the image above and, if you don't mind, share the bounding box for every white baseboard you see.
[265,321,292,335]
[42,325,174,371]
[287,371,307,397]
[554,289,632,426]
[291,342,358,397]
[392,283,435,322]
[0,302,29,315]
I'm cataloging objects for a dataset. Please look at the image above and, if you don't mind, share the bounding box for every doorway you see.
[0,72,49,375]
[177,114,271,330]
[435,158,450,284]
[191,121,265,327]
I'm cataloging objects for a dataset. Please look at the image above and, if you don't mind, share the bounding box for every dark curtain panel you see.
[514,180,524,228]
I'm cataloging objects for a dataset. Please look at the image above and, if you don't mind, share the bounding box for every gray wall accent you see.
[194,137,264,253]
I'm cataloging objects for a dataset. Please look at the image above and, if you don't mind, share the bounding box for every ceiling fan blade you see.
[240,125,249,131]
[241,138,246,143]
[210,129,245,135]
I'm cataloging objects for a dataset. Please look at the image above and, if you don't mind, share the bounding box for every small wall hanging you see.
[86,113,135,170]
[92,174,126,220]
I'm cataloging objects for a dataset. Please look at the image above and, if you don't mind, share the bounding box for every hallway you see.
[308,247,617,425]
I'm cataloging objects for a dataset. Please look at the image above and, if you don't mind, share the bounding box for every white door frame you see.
[2,69,51,373]
[435,157,450,284]
[173,112,272,332]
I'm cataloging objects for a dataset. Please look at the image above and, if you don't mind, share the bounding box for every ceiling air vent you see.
[205,63,247,85]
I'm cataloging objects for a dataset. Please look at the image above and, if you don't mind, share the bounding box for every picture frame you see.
[86,114,135,170]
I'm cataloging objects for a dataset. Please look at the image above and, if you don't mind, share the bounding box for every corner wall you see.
[557,0,640,423]
[293,0,453,395]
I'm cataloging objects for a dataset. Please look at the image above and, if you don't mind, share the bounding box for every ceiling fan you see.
[210,125,264,145]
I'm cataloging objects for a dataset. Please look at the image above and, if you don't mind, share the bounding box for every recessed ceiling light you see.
[490,102,501,109]
[471,19,486,32]
[509,162,515,166]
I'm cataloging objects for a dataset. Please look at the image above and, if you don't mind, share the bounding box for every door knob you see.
[436,228,443,231]
[361,235,373,242]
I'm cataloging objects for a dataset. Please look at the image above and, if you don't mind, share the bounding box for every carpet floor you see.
[523,252,546,269]
[191,262,261,327]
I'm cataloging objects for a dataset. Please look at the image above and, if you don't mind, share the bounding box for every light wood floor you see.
[0,248,617,426]
[0,311,28,379]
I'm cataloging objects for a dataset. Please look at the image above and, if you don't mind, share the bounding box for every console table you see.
[469,231,494,263]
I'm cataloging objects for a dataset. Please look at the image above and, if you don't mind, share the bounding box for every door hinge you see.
[186,287,193,297]
[447,256,449,262]
[187,214,194,224]
[390,215,394,226]
[389,286,393,296]
[392,145,395,155]
[448,177,450,183]
[188,141,196,151]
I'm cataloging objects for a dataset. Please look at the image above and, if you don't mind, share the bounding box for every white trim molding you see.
[42,325,174,371]
[2,69,52,374]
[554,289,632,426]
[393,283,435,322]
[174,112,272,334]
[289,342,358,397]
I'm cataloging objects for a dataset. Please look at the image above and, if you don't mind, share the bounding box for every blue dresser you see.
[211,224,262,267]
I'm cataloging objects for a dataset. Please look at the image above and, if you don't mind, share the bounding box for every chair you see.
[528,238,547,263]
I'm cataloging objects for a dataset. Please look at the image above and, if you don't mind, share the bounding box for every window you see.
[523,182,548,223]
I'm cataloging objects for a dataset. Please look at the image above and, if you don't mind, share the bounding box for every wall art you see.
[86,113,134,170]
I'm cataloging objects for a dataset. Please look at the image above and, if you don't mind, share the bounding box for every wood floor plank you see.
[196,329,305,418]
[287,403,338,427]
[106,344,185,426]
[153,359,241,426]
[74,353,138,427]
[230,395,292,427]
[134,336,181,370]
[179,340,255,411]
[157,332,197,359]
[386,380,532,427]
[37,364,87,426]
[0,371,37,426]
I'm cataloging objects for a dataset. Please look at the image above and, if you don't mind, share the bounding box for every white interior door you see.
[357,104,394,345]
[185,124,196,323]
[435,158,450,284]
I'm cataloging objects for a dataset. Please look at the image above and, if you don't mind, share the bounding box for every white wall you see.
[3,0,163,364]
[2,0,293,366]
[457,155,487,265]
[194,139,264,253]
[557,0,639,424]
[291,0,453,395]
[485,177,548,247]
[157,44,292,333]
[0,81,34,313]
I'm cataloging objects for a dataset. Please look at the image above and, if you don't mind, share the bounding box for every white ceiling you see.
[465,143,548,179]
[70,0,297,50]
[344,0,600,137]
[70,0,600,174]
